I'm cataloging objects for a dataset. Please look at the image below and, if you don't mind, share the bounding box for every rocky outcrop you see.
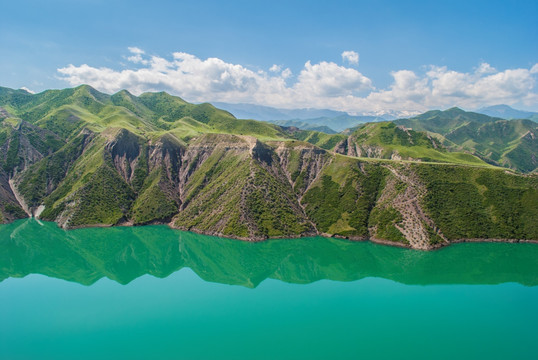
[0,170,27,222]
[106,128,142,184]
[334,137,386,159]
[274,142,329,196]
[375,165,448,250]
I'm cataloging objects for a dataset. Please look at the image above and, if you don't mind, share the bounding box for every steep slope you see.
[3,124,538,249]
[0,108,66,220]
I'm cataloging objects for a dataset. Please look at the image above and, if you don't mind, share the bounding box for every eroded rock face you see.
[250,139,273,166]
[274,142,329,196]
[334,137,386,159]
[106,129,142,184]
[373,164,448,250]
[148,134,184,189]
[0,120,70,221]
[0,171,27,222]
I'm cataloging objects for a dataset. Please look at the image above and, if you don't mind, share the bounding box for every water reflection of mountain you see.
[1,220,537,287]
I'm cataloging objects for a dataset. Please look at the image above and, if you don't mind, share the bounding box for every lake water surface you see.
[1,219,537,359]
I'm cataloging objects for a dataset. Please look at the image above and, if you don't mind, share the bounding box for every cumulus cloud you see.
[126,46,148,65]
[360,63,538,114]
[342,50,359,65]
[128,47,144,54]
[57,49,538,115]
[295,61,372,97]
[476,62,496,74]
[269,64,281,72]
[20,86,35,94]
[281,68,292,79]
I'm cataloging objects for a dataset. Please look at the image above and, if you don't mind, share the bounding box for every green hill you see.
[395,108,538,172]
[0,86,536,250]
[333,121,488,166]
[0,85,286,141]
[396,107,499,134]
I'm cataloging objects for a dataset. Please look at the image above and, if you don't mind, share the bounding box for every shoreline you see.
[3,217,537,250]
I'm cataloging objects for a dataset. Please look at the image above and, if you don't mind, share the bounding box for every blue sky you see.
[1,0,537,114]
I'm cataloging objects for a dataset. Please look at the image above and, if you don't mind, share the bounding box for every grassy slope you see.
[395,107,498,134]
[395,108,538,172]
[174,143,253,237]
[17,129,93,207]
[130,168,179,224]
[292,130,347,150]
[445,119,538,172]
[347,122,488,166]
[0,85,288,142]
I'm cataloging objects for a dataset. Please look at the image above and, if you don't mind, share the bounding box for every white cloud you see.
[126,46,148,65]
[57,49,538,115]
[281,68,292,79]
[20,86,35,94]
[128,47,144,55]
[295,61,372,97]
[342,50,359,65]
[269,64,281,72]
[359,63,538,113]
[271,65,292,79]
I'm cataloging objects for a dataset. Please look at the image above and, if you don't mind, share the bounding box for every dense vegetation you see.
[302,161,385,237]
[416,165,538,240]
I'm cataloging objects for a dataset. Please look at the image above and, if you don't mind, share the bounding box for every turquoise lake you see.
[1,219,537,359]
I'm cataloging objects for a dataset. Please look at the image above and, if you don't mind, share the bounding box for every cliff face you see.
[0,115,65,221]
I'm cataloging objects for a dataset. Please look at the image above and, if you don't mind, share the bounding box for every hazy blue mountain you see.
[212,102,346,121]
[213,102,393,132]
[269,120,337,134]
[270,115,388,133]
[476,105,538,121]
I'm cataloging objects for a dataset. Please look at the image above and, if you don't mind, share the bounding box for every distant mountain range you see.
[216,102,538,134]
[269,115,389,133]
[213,102,393,132]
[476,105,538,121]
[212,102,346,121]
